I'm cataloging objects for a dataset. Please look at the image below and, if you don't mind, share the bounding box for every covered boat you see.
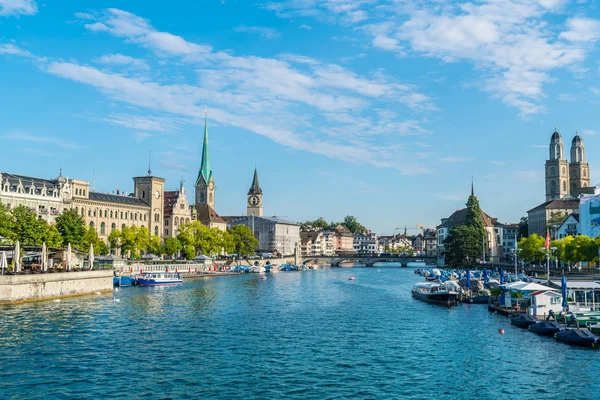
[412,282,458,306]
[113,276,136,287]
[137,272,183,286]
[528,321,565,336]
[554,329,599,347]
[510,314,538,328]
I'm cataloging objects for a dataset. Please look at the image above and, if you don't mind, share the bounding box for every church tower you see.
[247,168,263,216]
[569,130,590,197]
[545,127,570,201]
[195,111,215,209]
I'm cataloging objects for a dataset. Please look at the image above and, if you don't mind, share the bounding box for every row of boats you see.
[511,312,600,347]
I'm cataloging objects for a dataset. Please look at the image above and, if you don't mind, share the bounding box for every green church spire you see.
[199,110,212,183]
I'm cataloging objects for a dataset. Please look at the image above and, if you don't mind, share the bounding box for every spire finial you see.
[471,175,474,197]
[576,129,579,136]
[148,150,152,176]
[555,125,558,132]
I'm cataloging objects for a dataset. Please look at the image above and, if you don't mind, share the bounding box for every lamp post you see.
[513,247,521,277]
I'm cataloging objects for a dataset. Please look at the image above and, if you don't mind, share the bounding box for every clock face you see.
[154,190,160,199]
[249,195,259,207]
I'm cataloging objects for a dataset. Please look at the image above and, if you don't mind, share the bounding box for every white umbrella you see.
[66,243,72,270]
[14,240,21,273]
[41,242,48,272]
[1,251,7,275]
[89,243,94,271]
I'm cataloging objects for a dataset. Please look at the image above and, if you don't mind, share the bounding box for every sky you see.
[1,0,600,235]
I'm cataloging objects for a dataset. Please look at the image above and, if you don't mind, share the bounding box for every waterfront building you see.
[301,231,322,256]
[501,223,520,259]
[577,190,600,238]
[527,198,579,237]
[556,213,579,239]
[333,225,354,253]
[411,233,425,255]
[423,230,437,257]
[322,230,336,256]
[0,171,71,223]
[227,215,300,256]
[163,181,192,238]
[353,232,378,255]
[193,113,226,231]
[247,169,263,217]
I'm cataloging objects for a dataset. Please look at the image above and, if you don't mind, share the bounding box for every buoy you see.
[498,329,505,334]
[261,276,267,280]
[349,276,355,281]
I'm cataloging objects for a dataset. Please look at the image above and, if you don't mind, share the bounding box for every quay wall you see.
[0,270,113,303]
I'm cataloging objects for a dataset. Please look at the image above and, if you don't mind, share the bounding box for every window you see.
[100,222,106,235]
[165,219,169,226]
[144,214,147,222]
[111,223,116,232]
[186,218,190,223]
[199,191,205,203]
[122,224,126,230]
[83,190,86,196]
[88,209,91,217]
[174,217,178,226]
[110,211,113,218]
[584,169,587,177]
[155,226,159,236]
[563,180,567,191]
[125,212,128,220]
[90,221,95,229]
[154,213,159,222]
[135,213,138,221]
[81,208,85,217]
[120,212,123,219]
[165,229,169,235]
[180,203,185,209]
[142,190,145,198]
[93,209,97,217]
[75,207,78,214]
[104,210,107,218]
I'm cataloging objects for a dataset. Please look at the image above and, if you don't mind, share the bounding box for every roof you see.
[549,280,600,290]
[195,204,225,224]
[163,190,180,217]
[527,199,579,213]
[88,192,149,207]
[1,172,61,189]
[504,223,520,229]
[248,168,262,195]
[227,215,299,226]
[551,129,561,142]
[442,207,495,228]
[572,132,582,144]
[198,114,212,184]
[301,231,320,245]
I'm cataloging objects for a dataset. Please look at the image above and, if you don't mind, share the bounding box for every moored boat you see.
[554,329,599,347]
[412,282,458,306]
[113,275,136,287]
[564,311,600,327]
[510,314,538,328]
[528,321,565,336]
[137,272,183,286]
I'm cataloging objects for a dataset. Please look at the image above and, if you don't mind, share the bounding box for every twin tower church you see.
[193,113,263,230]
[545,128,591,201]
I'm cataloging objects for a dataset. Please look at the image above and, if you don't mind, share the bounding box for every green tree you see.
[519,216,529,238]
[301,217,330,230]
[228,225,259,256]
[11,205,46,245]
[465,193,487,257]
[518,234,545,263]
[108,229,121,250]
[42,224,63,248]
[0,203,14,242]
[546,211,567,239]
[163,237,182,258]
[177,221,224,256]
[342,215,366,234]
[55,209,86,247]
[183,244,196,260]
[444,225,481,266]
[147,235,163,255]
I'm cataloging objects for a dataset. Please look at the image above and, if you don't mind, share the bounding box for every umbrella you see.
[89,243,95,271]
[466,269,471,290]
[14,240,21,273]
[0,251,7,275]
[66,243,72,270]
[41,242,48,272]
[499,269,505,285]
[483,269,489,288]
[561,275,568,311]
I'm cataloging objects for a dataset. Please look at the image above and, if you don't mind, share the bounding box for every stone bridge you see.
[302,256,437,268]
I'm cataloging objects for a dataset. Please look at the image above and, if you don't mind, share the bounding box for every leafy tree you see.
[43,224,63,248]
[228,225,259,256]
[519,216,529,238]
[183,244,196,260]
[465,193,487,257]
[147,235,163,255]
[444,225,481,266]
[546,211,567,239]
[341,215,366,234]
[81,226,106,254]
[108,229,121,250]
[301,217,330,230]
[394,245,414,255]
[11,205,46,246]
[177,221,224,256]
[517,234,545,263]
[119,226,151,258]
[55,209,86,247]
[0,203,14,242]
[163,237,182,258]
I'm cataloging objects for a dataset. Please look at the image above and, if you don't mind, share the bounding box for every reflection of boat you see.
[137,272,183,286]
[113,276,136,287]
[528,321,564,336]
[412,282,458,306]
[554,329,599,347]
[511,314,538,328]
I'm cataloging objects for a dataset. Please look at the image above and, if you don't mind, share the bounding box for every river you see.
[0,267,598,399]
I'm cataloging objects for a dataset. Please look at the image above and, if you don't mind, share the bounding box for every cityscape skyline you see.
[1,1,600,234]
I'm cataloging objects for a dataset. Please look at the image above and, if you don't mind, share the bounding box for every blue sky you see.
[1,0,600,234]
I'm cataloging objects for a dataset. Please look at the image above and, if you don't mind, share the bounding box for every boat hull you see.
[412,290,457,306]
[528,321,564,336]
[555,330,599,347]
[138,279,183,287]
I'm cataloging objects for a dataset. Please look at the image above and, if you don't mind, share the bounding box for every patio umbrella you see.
[483,269,489,288]
[89,243,95,271]
[14,240,21,273]
[41,242,48,272]
[466,269,471,290]
[66,243,72,270]
[1,251,7,275]
[561,275,568,312]
[499,269,505,285]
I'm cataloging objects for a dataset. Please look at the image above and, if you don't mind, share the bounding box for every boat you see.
[113,275,137,287]
[528,321,565,336]
[412,282,458,306]
[137,272,183,286]
[563,311,600,327]
[554,329,599,347]
[510,314,538,328]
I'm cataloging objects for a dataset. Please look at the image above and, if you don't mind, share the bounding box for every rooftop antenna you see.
[148,150,152,176]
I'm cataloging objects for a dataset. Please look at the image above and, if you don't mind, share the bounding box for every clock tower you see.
[247,168,263,216]
[133,166,165,237]
[195,111,215,209]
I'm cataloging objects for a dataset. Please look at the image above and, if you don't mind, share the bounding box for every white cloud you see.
[441,157,472,163]
[96,114,182,132]
[373,35,401,51]
[95,53,149,70]
[0,0,37,16]
[581,129,600,136]
[560,18,600,42]
[234,25,280,39]
[557,93,575,101]
[4,132,83,149]
[299,24,312,30]
[490,160,505,166]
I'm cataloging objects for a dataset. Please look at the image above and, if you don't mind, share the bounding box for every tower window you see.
[563,180,566,191]
[584,169,587,177]
[142,190,145,198]
[155,226,159,236]
[199,191,205,203]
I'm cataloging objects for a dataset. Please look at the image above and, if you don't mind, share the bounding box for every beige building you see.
[527,199,579,237]
[163,181,192,238]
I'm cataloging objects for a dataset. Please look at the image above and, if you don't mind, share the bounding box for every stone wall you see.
[0,270,113,303]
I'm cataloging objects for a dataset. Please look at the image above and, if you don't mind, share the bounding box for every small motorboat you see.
[528,321,565,336]
[412,282,458,306]
[510,314,538,328]
[554,329,599,347]
[137,272,183,287]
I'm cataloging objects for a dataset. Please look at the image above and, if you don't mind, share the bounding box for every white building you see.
[578,191,600,238]
[227,215,300,256]
[354,232,378,255]
[556,213,579,239]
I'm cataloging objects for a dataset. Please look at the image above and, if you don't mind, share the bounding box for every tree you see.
[546,211,567,239]
[228,225,259,256]
[55,209,86,247]
[301,217,330,230]
[0,203,14,242]
[177,221,224,256]
[342,215,366,234]
[183,244,196,260]
[465,193,487,257]
[108,229,121,251]
[147,235,163,255]
[444,225,481,266]
[11,205,46,246]
[163,237,182,258]
[119,226,151,258]
[394,245,414,255]
[42,224,63,248]
[517,234,545,263]
[519,216,528,238]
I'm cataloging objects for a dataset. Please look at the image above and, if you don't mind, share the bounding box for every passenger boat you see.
[510,314,538,328]
[137,272,183,286]
[528,321,565,336]
[554,329,599,347]
[412,282,458,306]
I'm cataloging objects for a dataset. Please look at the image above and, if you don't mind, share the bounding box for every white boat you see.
[137,272,183,286]
[412,281,458,306]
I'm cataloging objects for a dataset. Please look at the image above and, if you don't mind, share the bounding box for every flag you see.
[544,231,550,250]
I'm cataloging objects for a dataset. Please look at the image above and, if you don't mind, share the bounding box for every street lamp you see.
[513,247,522,277]
[540,246,556,283]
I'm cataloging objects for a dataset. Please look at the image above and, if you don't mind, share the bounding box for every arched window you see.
[155,226,159,236]
[88,209,91,217]
[175,217,179,226]
[125,212,128,220]
[144,214,147,221]
[90,221,95,229]
[562,180,567,191]
[104,210,107,218]
[100,222,106,235]
[142,190,145,199]
[584,169,587,177]
[199,191,205,203]
[186,218,190,223]
[120,211,123,219]
[122,224,126,230]
[111,223,116,232]
[110,211,113,218]
[93,209,97,217]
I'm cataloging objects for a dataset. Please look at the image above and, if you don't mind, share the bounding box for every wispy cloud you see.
[581,129,600,136]
[441,157,472,163]
[299,24,312,30]
[4,132,83,150]
[0,0,37,17]
[557,94,575,102]
[234,25,280,39]
[490,160,505,166]
[530,144,547,149]
[95,53,150,70]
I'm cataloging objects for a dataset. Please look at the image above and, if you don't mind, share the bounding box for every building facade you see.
[353,232,378,255]
[556,214,579,239]
[163,181,192,238]
[578,191,600,238]
[527,199,579,237]
[247,169,263,217]
[227,215,300,256]
[333,225,354,253]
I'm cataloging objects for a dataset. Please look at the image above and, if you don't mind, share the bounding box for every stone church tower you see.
[247,168,263,216]
[545,127,570,201]
[195,112,215,209]
[569,130,590,197]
